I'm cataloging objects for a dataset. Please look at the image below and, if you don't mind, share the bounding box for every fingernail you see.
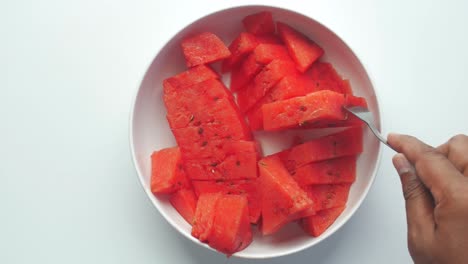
[393,153,412,175]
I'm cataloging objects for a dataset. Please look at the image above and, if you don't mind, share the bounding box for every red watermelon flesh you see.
[192,192,222,242]
[192,179,260,223]
[277,22,324,72]
[262,90,367,130]
[181,32,231,67]
[242,11,275,35]
[222,32,259,72]
[164,79,250,140]
[246,74,308,130]
[230,54,263,92]
[301,206,346,237]
[303,184,351,211]
[150,147,190,194]
[308,62,352,94]
[253,44,291,64]
[256,33,283,44]
[208,195,253,255]
[259,156,314,235]
[163,65,219,90]
[237,59,297,113]
[184,151,258,180]
[170,188,198,224]
[292,156,357,185]
[277,127,363,170]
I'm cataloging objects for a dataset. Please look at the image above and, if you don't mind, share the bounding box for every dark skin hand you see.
[388,134,468,264]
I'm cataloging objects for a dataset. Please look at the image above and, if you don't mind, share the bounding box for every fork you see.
[343,106,393,150]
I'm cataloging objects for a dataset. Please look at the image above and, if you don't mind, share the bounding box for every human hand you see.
[388,134,468,264]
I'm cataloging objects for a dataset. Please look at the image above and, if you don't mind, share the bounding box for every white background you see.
[2,0,468,263]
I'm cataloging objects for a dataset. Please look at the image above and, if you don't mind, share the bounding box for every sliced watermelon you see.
[277,127,363,170]
[192,192,222,242]
[242,11,275,35]
[277,22,324,72]
[164,79,250,140]
[262,90,367,130]
[256,33,283,44]
[253,44,291,64]
[230,54,263,92]
[246,74,308,130]
[192,179,260,223]
[301,206,346,237]
[181,32,231,67]
[150,147,189,194]
[237,59,297,112]
[209,195,252,255]
[222,32,259,72]
[308,62,353,94]
[292,156,357,185]
[170,188,198,224]
[230,43,291,92]
[304,184,351,211]
[259,156,314,235]
[163,65,219,90]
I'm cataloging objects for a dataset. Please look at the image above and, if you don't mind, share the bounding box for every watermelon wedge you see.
[192,192,222,242]
[237,59,296,113]
[209,195,253,255]
[276,127,363,171]
[150,147,189,194]
[262,90,367,130]
[181,32,231,67]
[301,206,346,237]
[192,179,260,223]
[242,11,275,35]
[222,32,259,72]
[163,65,219,90]
[292,156,357,185]
[277,22,324,72]
[258,156,314,235]
[303,184,351,211]
[170,188,198,224]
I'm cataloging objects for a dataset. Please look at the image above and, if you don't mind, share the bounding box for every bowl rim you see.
[128,4,383,259]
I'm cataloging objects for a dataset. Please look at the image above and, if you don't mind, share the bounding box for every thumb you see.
[393,154,435,233]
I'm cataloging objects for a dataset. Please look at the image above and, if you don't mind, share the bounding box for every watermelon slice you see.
[277,22,324,72]
[262,90,367,130]
[256,33,283,44]
[222,32,259,72]
[304,184,351,211]
[242,11,275,35]
[192,179,260,223]
[209,195,253,255]
[258,156,314,235]
[181,32,231,67]
[308,62,352,94]
[150,147,189,194]
[301,206,346,237]
[170,188,198,224]
[237,59,297,113]
[163,65,219,90]
[230,54,263,92]
[292,156,357,185]
[164,78,250,139]
[230,43,291,92]
[276,127,363,171]
[192,192,222,242]
[246,74,308,130]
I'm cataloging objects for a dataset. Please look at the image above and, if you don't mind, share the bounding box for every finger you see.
[393,154,435,232]
[436,134,468,176]
[388,133,463,203]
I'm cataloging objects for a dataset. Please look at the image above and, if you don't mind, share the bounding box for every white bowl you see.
[130,5,382,259]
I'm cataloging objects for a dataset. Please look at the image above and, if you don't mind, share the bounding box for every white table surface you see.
[2,0,468,263]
